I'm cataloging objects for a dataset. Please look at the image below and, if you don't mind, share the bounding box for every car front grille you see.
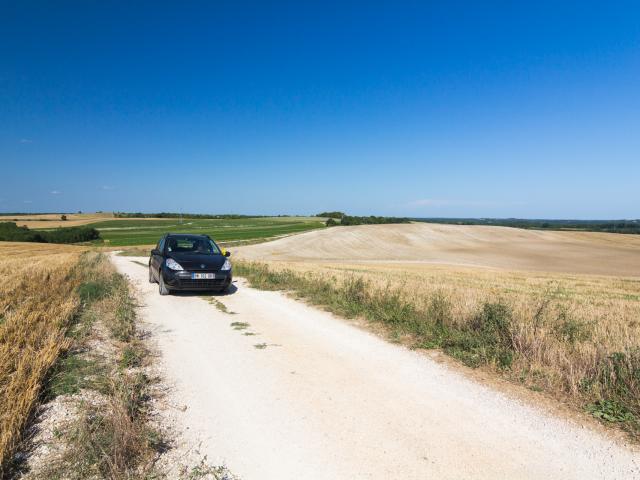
[178,278,227,288]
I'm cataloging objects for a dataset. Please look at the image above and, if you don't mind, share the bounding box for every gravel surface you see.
[113,254,640,480]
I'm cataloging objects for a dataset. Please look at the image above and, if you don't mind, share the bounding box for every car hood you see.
[168,253,227,271]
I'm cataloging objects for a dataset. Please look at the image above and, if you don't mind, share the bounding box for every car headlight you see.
[221,259,231,271]
[165,258,184,271]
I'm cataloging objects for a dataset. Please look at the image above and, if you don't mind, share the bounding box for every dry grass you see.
[45,371,158,480]
[236,259,640,435]
[0,242,88,475]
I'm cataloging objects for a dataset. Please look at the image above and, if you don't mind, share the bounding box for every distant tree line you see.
[0,222,101,243]
[317,212,411,227]
[412,218,640,234]
[316,211,346,219]
[114,212,261,219]
[340,215,411,226]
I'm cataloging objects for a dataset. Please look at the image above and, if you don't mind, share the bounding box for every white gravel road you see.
[112,255,640,480]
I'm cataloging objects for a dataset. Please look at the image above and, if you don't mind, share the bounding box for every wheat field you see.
[0,242,87,474]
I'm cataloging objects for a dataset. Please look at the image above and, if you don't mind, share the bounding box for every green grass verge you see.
[235,261,515,368]
[42,254,161,479]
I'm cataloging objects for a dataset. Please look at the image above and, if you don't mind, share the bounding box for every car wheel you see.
[159,271,170,296]
[149,265,156,283]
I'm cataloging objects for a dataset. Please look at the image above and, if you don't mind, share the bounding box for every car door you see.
[151,237,165,274]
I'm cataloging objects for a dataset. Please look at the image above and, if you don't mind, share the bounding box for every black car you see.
[149,233,232,295]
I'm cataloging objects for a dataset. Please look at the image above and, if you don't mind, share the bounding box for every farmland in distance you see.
[84,216,326,246]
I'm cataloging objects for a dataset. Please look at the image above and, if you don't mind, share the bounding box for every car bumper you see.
[163,269,232,291]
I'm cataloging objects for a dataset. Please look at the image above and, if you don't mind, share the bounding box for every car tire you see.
[149,265,156,283]
[159,272,171,296]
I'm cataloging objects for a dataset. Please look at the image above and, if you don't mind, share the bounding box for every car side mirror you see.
[151,249,160,256]
[224,251,231,257]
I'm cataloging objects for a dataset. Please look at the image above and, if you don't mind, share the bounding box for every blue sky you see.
[1,1,639,218]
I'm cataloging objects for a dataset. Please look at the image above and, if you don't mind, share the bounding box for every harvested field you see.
[0,213,115,229]
[234,223,640,437]
[0,212,180,229]
[236,223,640,277]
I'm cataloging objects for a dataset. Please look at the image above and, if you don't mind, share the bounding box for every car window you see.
[166,237,220,254]
[207,240,221,254]
[158,237,166,253]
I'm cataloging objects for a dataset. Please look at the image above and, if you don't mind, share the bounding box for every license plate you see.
[192,273,215,279]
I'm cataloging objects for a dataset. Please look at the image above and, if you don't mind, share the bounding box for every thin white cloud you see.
[101,185,115,191]
[50,190,62,195]
[23,200,33,204]
[19,138,33,144]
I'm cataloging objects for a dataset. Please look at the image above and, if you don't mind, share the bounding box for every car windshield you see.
[166,237,221,255]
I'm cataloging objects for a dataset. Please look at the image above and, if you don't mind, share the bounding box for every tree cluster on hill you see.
[340,215,411,226]
[412,218,640,234]
[315,211,345,219]
[114,212,259,219]
[316,212,411,226]
[0,222,100,244]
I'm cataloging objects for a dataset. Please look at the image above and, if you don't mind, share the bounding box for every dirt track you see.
[113,254,639,480]
[235,223,640,276]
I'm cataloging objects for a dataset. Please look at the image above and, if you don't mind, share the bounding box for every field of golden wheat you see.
[0,242,88,474]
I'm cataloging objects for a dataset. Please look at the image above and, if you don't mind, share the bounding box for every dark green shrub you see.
[587,400,634,423]
[371,289,416,327]
[428,292,452,328]
[41,226,100,243]
[340,215,411,226]
[472,302,512,344]
[443,302,515,369]
[0,222,100,244]
[316,211,345,219]
[0,222,44,242]
[77,280,111,304]
[554,315,591,344]
[587,350,640,428]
